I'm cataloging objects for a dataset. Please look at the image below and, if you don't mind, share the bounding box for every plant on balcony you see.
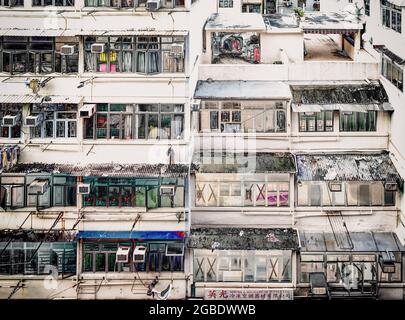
[294,7,305,20]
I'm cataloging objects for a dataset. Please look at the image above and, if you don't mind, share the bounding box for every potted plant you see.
[294,7,305,21]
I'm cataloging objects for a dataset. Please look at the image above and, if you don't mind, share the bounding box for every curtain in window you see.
[136,51,146,73]
[173,115,184,139]
[85,52,97,72]
[148,51,160,73]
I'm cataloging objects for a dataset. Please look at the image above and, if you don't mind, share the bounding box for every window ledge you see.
[192,207,292,213]
[80,271,186,280]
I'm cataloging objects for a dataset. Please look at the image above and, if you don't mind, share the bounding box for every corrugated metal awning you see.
[194,80,291,100]
[303,28,359,34]
[76,231,185,240]
[0,95,83,104]
[296,152,403,186]
[291,103,394,113]
[77,30,188,36]
[300,232,405,252]
[187,228,299,251]
[0,29,78,37]
[387,0,405,7]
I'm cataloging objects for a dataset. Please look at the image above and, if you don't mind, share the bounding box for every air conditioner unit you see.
[29,179,49,195]
[328,181,342,192]
[77,183,91,194]
[2,114,20,127]
[171,43,184,57]
[160,185,176,196]
[384,182,398,191]
[133,246,147,263]
[146,0,161,11]
[25,114,44,127]
[91,43,106,54]
[60,45,76,56]
[379,251,396,273]
[116,247,131,263]
[191,99,201,111]
[79,104,96,118]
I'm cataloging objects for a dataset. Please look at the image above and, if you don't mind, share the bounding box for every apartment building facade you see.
[0,0,404,300]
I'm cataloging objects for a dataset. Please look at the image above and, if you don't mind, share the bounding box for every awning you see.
[291,103,394,113]
[0,229,76,242]
[301,12,363,34]
[77,30,188,36]
[0,95,83,105]
[194,80,291,100]
[0,29,78,37]
[205,13,266,32]
[296,152,403,186]
[76,231,185,240]
[290,81,393,112]
[3,162,191,178]
[386,0,405,7]
[187,228,299,251]
[300,231,405,252]
[375,45,405,66]
[193,152,296,174]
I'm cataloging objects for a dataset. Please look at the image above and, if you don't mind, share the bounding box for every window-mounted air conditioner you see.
[328,181,342,192]
[25,114,43,127]
[116,247,131,263]
[60,45,76,56]
[79,104,96,118]
[91,43,106,54]
[2,114,20,127]
[171,43,184,57]
[379,251,396,273]
[77,183,91,194]
[29,179,49,195]
[133,246,147,263]
[146,0,161,11]
[384,182,398,191]
[160,185,176,196]
[191,99,201,111]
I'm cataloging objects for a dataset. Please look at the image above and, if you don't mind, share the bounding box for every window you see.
[29,105,77,139]
[84,103,184,140]
[85,0,134,6]
[53,176,77,206]
[381,0,402,33]
[136,104,184,139]
[242,4,261,13]
[82,241,184,273]
[382,54,403,91]
[194,250,292,283]
[365,0,370,16]
[201,101,286,133]
[32,0,74,5]
[300,254,324,283]
[0,37,79,74]
[82,177,184,208]
[84,36,184,74]
[340,111,377,131]
[0,242,76,275]
[297,181,396,207]
[299,111,334,132]
[1,175,25,209]
[0,0,24,6]
[219,0,233,8]
[196,174,290,207]
[0,104,22,139]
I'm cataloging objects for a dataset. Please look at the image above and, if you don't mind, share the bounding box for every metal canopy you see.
[300,12,363,34]
[0,95,83,105]
[291,103,394,113]
[300,231,405,252]
[192,152,296,174]
[0,29,78,37]
[194,80,291,100]
[296,152,403,186]
[187,227,300,251]
[77,30,188,36]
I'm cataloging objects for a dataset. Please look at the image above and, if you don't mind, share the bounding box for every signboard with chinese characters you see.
[204,288,294,300]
